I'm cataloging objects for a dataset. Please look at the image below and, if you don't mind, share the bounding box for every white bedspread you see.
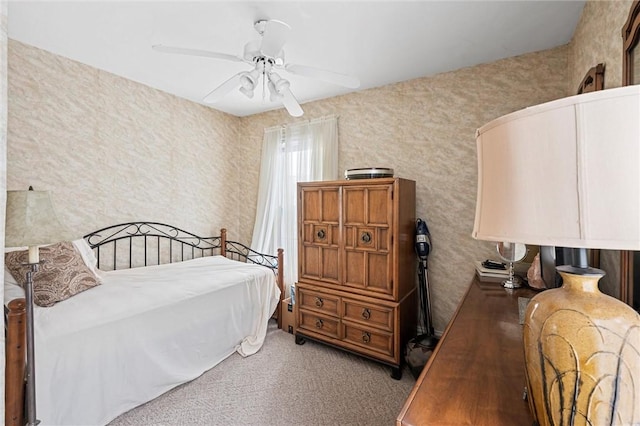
[32,255,280,426]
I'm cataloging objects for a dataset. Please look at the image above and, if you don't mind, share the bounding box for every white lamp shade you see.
[473,85,640,250]
[5,189,77,248]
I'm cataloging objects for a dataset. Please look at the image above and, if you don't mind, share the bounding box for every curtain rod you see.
[264,114,338,132]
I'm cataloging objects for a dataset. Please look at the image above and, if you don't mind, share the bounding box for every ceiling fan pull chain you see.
[262,68,267,101]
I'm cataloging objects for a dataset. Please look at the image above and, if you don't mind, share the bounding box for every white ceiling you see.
[8,1,585,117]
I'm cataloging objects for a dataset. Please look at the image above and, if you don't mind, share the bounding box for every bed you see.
[4,222,284,426]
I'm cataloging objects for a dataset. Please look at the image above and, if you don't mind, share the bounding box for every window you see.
[251,116,339,295]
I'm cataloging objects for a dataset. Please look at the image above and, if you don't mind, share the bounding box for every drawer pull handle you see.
[315,297,324,308]
[360,231,372,244]
[361,308,371,320]
[362,332,371,343]
[315,319,324,329]
[316,229,326,240]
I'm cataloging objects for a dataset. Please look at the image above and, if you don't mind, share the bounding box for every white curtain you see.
[251,116,339,296]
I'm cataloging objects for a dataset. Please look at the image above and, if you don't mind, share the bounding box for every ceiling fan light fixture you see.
[239,85,255,99]
[275,78,290,93]
[239,73,255,90]
[268,72,290,94]
[241,65,262,88]
[274,54,285,67]
[268,81,283,101]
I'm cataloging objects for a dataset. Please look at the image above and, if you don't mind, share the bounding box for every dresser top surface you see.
[397,277,536,426]
[297,177,415,187]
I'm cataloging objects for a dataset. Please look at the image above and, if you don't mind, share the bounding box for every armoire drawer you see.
[342,299,394,332]
[298,287,340,317]
[342,322,394,357]
[299,311,340,339]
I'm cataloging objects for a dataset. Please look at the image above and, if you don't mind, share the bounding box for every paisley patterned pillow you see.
[5,241,101,307]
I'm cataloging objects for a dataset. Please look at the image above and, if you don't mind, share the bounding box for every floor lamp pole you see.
[25,264,40,426]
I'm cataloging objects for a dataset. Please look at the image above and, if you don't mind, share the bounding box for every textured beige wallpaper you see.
[239,46,569,332]
[566,0,635,299]
[1,0,8,415]
[8,40,243,239]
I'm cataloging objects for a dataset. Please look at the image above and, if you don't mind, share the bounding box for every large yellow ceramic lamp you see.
[472,85,640,426]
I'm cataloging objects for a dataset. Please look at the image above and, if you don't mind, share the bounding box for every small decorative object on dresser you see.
[526,253,547,290]
[495,242,526,289]
[344,167,394,180]
[294,177,417,379]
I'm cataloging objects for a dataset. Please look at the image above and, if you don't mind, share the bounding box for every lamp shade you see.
[5,189,77,248]
[472,85,640,250]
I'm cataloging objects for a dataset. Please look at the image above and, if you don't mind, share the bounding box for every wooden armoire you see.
[294,177,417,378]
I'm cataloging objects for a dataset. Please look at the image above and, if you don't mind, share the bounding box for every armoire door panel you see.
[344,250,366,288]
[367,187,392,226]
[299,186,341,283]
[301,246,341,283]
[301,245,320,278]
[343,188,366,224]
[301,190,321,222]
[343,226,360,249]
[321,189,340,222]
[300,187,340,223]
[321,248,340,282]
[378,228,389,251]
[367,252,392,293]
[344,226,355,248]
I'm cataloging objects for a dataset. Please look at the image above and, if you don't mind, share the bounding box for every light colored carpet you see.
[108,320,416,426]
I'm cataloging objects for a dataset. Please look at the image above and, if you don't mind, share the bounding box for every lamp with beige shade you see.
[473,85,640,425]
[5,187,77,426]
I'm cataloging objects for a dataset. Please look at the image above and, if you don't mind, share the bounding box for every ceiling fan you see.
[153,19,360,117]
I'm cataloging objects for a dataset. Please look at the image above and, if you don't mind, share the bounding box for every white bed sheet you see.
[32,255,280,426]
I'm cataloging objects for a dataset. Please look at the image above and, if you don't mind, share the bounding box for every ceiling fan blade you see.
[281,87,304,117]
[285,64,360,89]
[259,20,291,58]
[153,45,244,63]
[203,72,244,104]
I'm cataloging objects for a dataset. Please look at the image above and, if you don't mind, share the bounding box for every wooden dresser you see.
[397,276,536,425]
[294,178,416,378]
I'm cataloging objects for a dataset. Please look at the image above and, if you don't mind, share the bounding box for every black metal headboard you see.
[84,222,278,272]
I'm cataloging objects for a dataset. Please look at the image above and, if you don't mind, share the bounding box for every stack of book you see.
[475,260,509,281]
[475,260,531,282]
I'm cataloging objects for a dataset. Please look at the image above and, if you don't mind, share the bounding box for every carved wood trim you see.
[622,0,640,86]
[577,63,605,94]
